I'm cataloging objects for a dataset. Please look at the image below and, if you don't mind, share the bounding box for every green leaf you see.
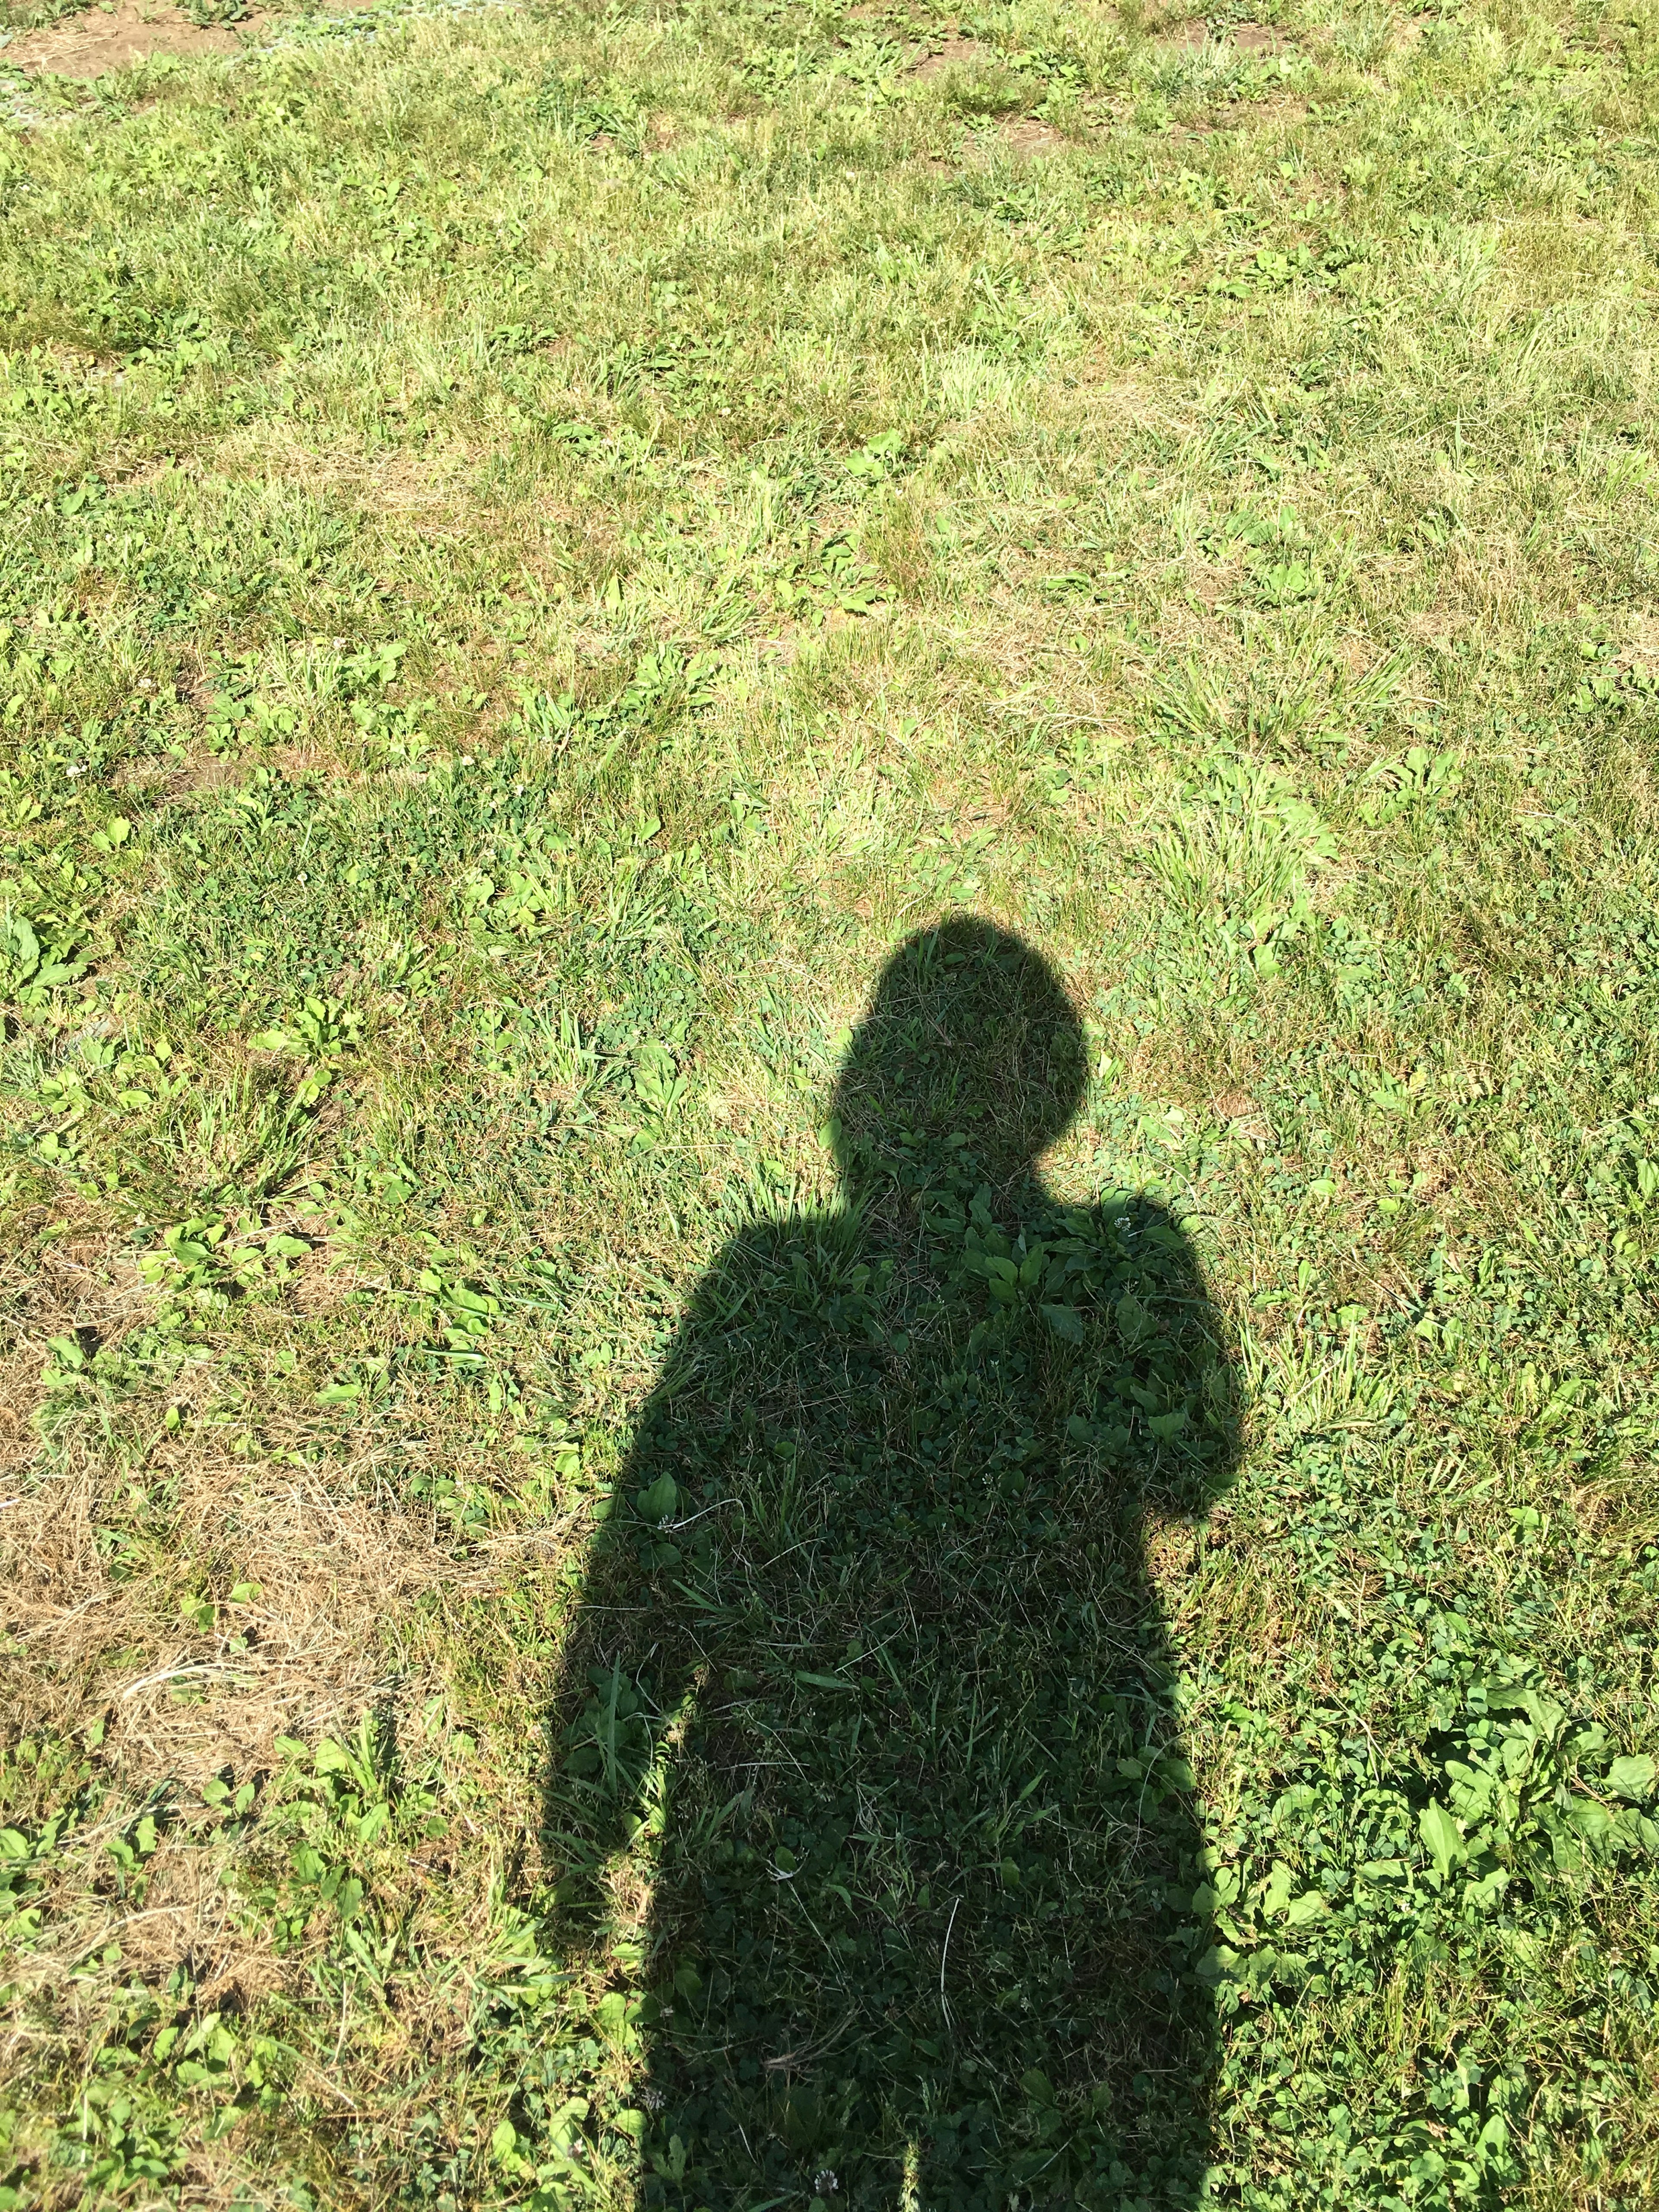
[1419,1799,1464,1881]
[1041,1302,1085,1342]
[1608,1754,1656,1803]
[1284,1888,1329,1927]
[635,1473,677,1524]
[1569,1800,1614,1850]
[1115,1292,1152,1347]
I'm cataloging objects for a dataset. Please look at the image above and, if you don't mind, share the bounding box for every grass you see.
[0,0,1657,2202]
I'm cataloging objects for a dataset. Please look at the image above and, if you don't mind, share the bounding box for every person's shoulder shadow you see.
[543,918,1240,2212]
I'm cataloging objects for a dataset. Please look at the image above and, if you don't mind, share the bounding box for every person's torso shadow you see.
[542,921,1239,2212]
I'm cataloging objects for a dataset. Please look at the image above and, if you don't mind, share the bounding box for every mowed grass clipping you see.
[1,0,1659,2201]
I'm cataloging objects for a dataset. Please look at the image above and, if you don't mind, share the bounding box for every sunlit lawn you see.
[2,0,1659,2202]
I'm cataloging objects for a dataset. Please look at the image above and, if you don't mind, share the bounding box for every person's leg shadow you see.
[543,918,1241,2210]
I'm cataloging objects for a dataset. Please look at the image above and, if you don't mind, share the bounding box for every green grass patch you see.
[1,0,1658,2203]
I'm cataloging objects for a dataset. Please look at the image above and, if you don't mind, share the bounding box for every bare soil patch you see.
[1163,14,1296,48]
[5,0,253,74]
[4,0,369,78]
[1000,115,1064,158]
[913,32,984,77]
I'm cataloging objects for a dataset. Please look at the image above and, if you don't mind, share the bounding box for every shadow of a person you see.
[543,917,1239,2212]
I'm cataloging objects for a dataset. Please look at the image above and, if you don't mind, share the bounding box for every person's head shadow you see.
[830,911,1085,1209]
[543,917,1239,2212]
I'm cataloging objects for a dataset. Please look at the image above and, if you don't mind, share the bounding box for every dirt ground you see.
[3,4,1303,84]
[1170,13,1297,44]
[3,0,252,74]
[0,0,368,78]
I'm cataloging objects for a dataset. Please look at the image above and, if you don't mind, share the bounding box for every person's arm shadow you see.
[542,1202,880,1936]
